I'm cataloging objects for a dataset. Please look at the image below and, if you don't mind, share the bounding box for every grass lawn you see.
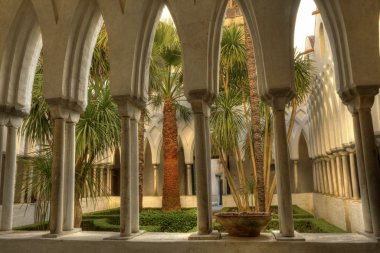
[15,205,344,233]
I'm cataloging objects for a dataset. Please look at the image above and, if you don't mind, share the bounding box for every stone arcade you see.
[0,0,379,253]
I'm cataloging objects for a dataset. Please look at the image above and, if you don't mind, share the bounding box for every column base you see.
[42,228,82,238]
[358,231,380,241]
[188,230,221,240]
[0,230,12,235]
[104,230,145,241]
[272,230,305,241]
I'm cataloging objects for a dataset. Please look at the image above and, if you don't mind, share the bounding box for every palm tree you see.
[20,26,121,226]
[149,22,190,211]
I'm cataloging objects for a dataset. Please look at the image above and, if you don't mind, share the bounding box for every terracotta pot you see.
[215,212,272,237]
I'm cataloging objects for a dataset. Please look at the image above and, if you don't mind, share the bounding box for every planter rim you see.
[215,212,272,217]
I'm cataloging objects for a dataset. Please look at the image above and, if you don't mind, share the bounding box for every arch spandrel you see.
[0,0,41,116]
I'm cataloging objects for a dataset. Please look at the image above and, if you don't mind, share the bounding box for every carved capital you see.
[113,95,142,120]
[345,87,379,112]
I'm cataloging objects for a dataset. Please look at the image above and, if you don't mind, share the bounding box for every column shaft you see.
[358,107,380,236]
[348,150,360,200]
[120,116,131,237]
[326,159,333,195]
[186,164,193,195]
[63,121,75,231]
[153,165,158,196]
[322,160,329,194]
[0,124,4,204]
[193,110,212,235]
[335,154,343,197]
[0,124,18,230]
[130,118,139,233]
[341,152,351,198]
[293,160,299,193]
[352,111,373,233]
[330,156,338,196]
[273,103,294,237]
[50,118,66,234]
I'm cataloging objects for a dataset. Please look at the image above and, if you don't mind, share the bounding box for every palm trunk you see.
[74,193,82,227]
[162,98,181,211]
[244,22,265,212]
[138,108,146,212]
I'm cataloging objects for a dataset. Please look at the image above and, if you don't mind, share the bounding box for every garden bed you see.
[15,205,344,233]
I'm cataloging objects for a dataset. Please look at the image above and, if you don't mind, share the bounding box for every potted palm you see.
[212,24,313,237]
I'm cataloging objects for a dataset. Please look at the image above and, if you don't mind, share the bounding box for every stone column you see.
[115,98,141,237]
[351,109,373,233]
[355,93,380,236]
[48,105,68,235]
[106,168,111,195]
[312,162,317,192]
[130,115,140,233]
[63,114,79,231]
[0,116,22,231]
[153,164,158,196]
[329,155,337,196]
[340,151,351,198]
[190,98,213,235]
[347,148,360,200]
[318,159,324,194]
[322,159,329,194]
[293,160,299,193]
[335,153,343,197]
[325,158,333,195]
[0,124,4,202]
[186,164,193,195]
[272,97,294,237]
[316,159,322,193]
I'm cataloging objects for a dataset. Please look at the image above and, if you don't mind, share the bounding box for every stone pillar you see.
[130,115,140,233]
[351,109,373,233]
[186,164,193,195]
[347,148,360,200]
[335,153,343,197]
[329,155,338,196]
[340,151,351,198]
[316,159,322,193]
[325,158,333,195]
[318,159,324,194]
[0,124,4,203]
[312,162,317,192]
[293,160,298,193]
[190,99,213,235]
[115,98,141,237]
[0,117,22,231]
[153,164,158,196]
[63,114,79,231]
[272,97,294,237]
[322,159,329,194]
[355,93,380,236]
[106,168,111,195]
[48,105,68,235]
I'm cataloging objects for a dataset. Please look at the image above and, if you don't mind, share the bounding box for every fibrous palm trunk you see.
[162,98,181,211]
[138,108,146,212]
[244,23,265,212]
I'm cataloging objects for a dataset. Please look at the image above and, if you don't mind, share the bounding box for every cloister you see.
[0,0,379,252]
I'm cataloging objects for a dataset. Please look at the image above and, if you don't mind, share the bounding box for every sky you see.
[161,0,317,52]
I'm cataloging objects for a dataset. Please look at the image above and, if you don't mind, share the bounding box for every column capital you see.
[346,147,355,154]
[113,96,142,120]
[187,89,213,116]
[339,150,348,156]
[346,87,379,112]
[0,114,23,128]
[271,96,291,111]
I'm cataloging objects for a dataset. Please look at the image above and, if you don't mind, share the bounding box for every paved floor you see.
[0,231,378,253]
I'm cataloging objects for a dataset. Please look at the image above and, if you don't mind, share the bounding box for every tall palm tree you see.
[149,22,190,211]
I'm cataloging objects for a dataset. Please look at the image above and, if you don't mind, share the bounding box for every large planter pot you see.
[215,212,272,237]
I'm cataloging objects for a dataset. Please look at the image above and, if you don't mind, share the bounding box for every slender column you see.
[335,153,343,197]
[49,109,67,235]
[106,168,111,195]
[119,115,131,237]
[356,94,380,236]
[273,98,294,237]
[186,164,193,195]
[351,109,373,233]
[130,115,140,233]
[0,117,22,231]
[316,160,322,193]
[318,160,324,193]
[322,159,329,194]
[312,162,317,192]
[116,99,141,237]
[347,148,360,200]
[0,124,4,203]
[190,99,212,235]
[293,160,299,193]
[340,151,351,198]
[153,164,158,196]
[325,158,333,195]
[63,114,78,231]
[20,140,29,204]
[329,155,338,196]
[99,168,104,196]
[26,164,33,203]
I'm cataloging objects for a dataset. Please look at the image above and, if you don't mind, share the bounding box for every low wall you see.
[312,193,364,232]
[80,196,120,213]
[0,203,36,227]
[222,193,314,214]
[142,196,197,208]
